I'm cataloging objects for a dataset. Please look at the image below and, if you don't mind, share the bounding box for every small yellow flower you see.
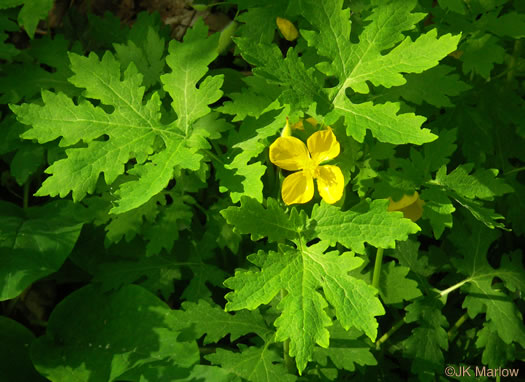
[387,192,425,222]
[269,128,344,205]
[276,17,299,41]
[291,117,318,131]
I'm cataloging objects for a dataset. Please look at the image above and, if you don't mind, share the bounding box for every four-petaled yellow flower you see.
[387,192,425,222]
[269,128,344,205]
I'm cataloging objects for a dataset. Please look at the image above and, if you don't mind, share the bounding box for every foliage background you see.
[1,0,524,381]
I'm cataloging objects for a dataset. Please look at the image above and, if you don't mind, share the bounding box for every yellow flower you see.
[269,128,344,205]
[387,192,425,222]
[276,17,299,41]
[282,117,318,136]
[291,117,318,131]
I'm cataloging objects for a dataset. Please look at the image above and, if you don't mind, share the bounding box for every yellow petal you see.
[291,117,317,131]
[291,120,304,131]
[305,117,318,127]
[276,17,299,41]
[270,136,310,171]
[281,119,292,137]
[307,128,340,165]
[401,198,425,222]
[282,171,314,205]
[316,165,344,204]
[388,192,419,211]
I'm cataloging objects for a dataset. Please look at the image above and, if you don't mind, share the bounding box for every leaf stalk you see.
[372,247,384,290]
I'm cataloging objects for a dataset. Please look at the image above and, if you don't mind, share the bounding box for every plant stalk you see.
[372,247,384,290]
[23,180,30,209]
[439,278,471,298]
[448,312,469,341]
[281,289,295,373]
[506,39,522,83]
[376,277,472,350]
[376,318,404,350]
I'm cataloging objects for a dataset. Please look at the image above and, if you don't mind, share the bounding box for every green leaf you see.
[32,285,199,381]
[0,34,80,104]
[391,239,435,278]
[450,220,525,347]
[381,65,471,108]
[111,140,202,214]
[110,20,223,213]
[313,324,377,373]
[435,164,513,200]
[221,197,307,243]
[403,297,449,381]
[17,0,54,39]
[206,346,297,382]
[481,11,525,38]
[498,251,525,294]
[120,363,233,382]
[93,255,182,299]
[235,4,283,44]
[233,40,326,112]
[328,99,434,145]
[0,14,19,60]
[311,199,421,254]
[418,128,458,174]
[452,194,507,229]
[217,76,281,121]
[476,323,516,369]
[12,21,220,214]
[438,0,467,14]
[13,52,161,201]
[0,317,47,381]
[463,279,525,347]
[91,240,225,301]
[461,33,505,79]
[179,245,229,302]
[87,193,160,246]
[506,181,525,235]
[0,1,25,10]
[86,11,128,49]
[429,164,512,229]
[114,12,167,89]
[0,200,84,301]
[450,218,501,278]
[224,242,384,372]
[142,197,193,255]
[161,18,223,136]
[173,299,273,344]
[10,143,44,185]
[379,261,422,304]
[421,187,456,239]
[216,109,288,202]
[302,0,460,144]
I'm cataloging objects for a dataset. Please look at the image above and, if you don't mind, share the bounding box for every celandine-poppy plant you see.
[269,127,344,205]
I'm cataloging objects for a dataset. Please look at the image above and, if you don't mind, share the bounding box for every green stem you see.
[506,39,522,83]
[376,277,471,350]
[188,199,208,217]
[448,312,469,341]
[5,286,30,316]
[211,141,223,157]
[376,318,404,350]
[23,180,30,209]
[281,289,295,373]
[439,278,471,298]
[204,149,224,165]
[505,166,525,176]
[372,247,384,290]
